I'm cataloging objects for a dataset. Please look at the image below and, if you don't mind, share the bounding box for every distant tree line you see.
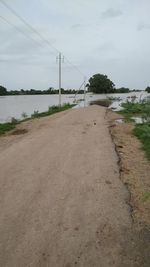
[0,77,149,96]
[0,86,84,96]
[86,74,148,94]
[115,88,142,93]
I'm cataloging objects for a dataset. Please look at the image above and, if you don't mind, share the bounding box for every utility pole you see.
[56,53,64,107]
[84,76,86,107]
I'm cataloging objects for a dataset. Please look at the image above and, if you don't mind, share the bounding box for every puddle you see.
[115,117,148,124]
[115,119,124,124]
[132,117,146,124]
[110,103,123,111]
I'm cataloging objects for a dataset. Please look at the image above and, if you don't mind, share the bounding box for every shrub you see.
[11,117,18,124]
[133,123,150,160]
[22,112,28,119]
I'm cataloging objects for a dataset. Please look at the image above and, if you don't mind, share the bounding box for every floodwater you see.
[0,92,149,123]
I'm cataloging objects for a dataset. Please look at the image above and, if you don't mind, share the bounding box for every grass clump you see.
[0,117,19,135]
[117,100,150,159]
[118,99,150,122]
[121,102,146,114]
[21,112,28,119]
[0,103,74,135]
[0,122,17,135]
[133,123,150,160]
[119,100,150,117]
[142,191,150,202]
[31,103,75,118]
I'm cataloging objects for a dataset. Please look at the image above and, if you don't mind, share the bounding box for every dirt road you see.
[0,106,143,266]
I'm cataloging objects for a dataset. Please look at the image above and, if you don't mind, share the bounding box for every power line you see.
[0,15,44,49]
[0,0,86,77]
[64,57,85,77]
[0,0,59,53]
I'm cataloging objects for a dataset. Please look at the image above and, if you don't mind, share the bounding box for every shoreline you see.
[0,103,75,135]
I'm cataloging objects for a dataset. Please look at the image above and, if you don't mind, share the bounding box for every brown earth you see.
[107,109,150,228]
[0,106,149,267]
[107,109,150,266]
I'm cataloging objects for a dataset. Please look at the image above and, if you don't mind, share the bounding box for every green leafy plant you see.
[133,123,150,160]
[0,104,75,135]
[21,112,28,119]
[0,122,16,135]
[117,100,150,159]
[11,117,18,124]
[31,110,39,118]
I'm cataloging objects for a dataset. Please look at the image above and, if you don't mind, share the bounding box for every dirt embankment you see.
[107,109,150,266]
[107,109,150,229]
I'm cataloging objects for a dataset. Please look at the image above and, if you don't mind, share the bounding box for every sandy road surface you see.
[0,106,138,266]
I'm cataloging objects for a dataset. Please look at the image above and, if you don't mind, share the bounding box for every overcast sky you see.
[0,0,150,90]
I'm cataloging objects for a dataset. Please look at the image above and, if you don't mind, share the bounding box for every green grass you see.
[0,122,17,135]
[118,101,150,120]
[117,112,135,122]
[116,100,150,160]
[0,103,75,135]
[133,123,150,160]
[121,102,147,114]
[31,103,75,118]
[117,100,150,122]
[142,191,150,202]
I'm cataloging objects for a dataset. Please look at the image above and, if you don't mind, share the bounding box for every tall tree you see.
[87,74,115,94]
[145,86,150,93]
[0,85,7,95]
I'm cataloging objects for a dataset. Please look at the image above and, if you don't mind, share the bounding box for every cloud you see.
[96,42,115,51]
[101,8,123,19]
[71,24,82,29]
[0,24,56,58]
[137,23,150,31]
[1,0,150,90]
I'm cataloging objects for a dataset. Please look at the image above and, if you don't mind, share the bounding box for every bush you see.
[11,117,18,124]
[0,123,16,134]
[31,110,39,118]
[22,112,28,119]
[133,123,150,160]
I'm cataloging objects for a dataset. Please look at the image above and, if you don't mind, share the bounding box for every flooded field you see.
[0,92,149,122]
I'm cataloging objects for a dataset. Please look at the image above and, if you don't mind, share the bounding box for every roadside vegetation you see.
[133,123,150,160]
[0,122,17,135]
[0,103,74,135]
[118,99,150,160]
[31,103,74,118]
[119,100,150,118]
